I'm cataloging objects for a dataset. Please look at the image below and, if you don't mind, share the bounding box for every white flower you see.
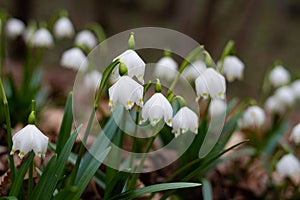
[222,56,245,82]
[292,80,300,99]
[182,60,206,81]
[195,68,226,100]
[140,93,173,126]
[53,17,74,39]
[276,154,300,179]
[75,30,97,50]
[84,70,102,90]
[264,96,285,113]
[60,47,88,70]
[32,28,53,48]
[274,86,295,107]
[22,26,36,45]
[172,106,198,137]
[111,49,145,84]
[238,106,265,129]
[10,124,48,159]
[209,99,227,118]
[153,57,178,82]
[290,123,300,144]
[108,76,143,110]
[269,66,290,87]
[5,18,25,39]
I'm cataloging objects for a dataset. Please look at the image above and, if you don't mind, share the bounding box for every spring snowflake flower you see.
[153,56,178,82]
[10,124,48,159]
[84,70,102,90]
[222,56,245,82]
[75,30,97,50]
[209,99,227,118]
[109,76,143,110]
[172,106,198,137]
[276,154,300,179]
[5,18,25,39]
[111,49,145,84]
[60,47,88,70]
[53,17,74,39]
[269,66,290,87]
[292,80,300,99]
[140,93,173,126]
[32,28,53,48]
[182,60,206,81]
[290,123,300,144]
[274,86,295,107]
[264,96,285,113]
[195,68,226,100]
[238,106,265,129]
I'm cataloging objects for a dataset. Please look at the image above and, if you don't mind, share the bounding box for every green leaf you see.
[110,182,201,200]
[56,92,73,155]
[9,152,34,196]
[103,170,130,200]
[0,197,18,200]
[201,178,212,200]
[30,126,81,200]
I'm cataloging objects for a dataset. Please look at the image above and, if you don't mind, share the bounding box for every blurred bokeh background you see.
[1,0,300,99]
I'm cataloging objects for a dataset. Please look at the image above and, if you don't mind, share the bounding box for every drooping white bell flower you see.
[153,56,178,82]
[31,28,54,48]
[209,99,227,118]
[111,49,145,84]
[140,93,173,126]
[269,66,290,87]
[22,26,35,45]
[264,96,285,113]
[292,80,300,99]
[10,124,49,159]
[276,154,300,179]
[172,106,198,137]
[274,86,295,107]
[108,76,143,110]
[84,70,102,90]
[222,56,245,82]
[290,123,300,144]
[238,106,265,129]
[60,47,88,70]
[75,30,97,50]
[182,60,206,81]
[5,18,25,39]
[195,68,226,100]
[53,17,74,39]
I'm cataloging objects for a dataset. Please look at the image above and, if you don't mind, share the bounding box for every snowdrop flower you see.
[269,66,290,87]
[153,56,178,82]
[292,80,300,99]
[222,56,245,82]
[172,106,198,137]
[274,86,295,107]
[111,49,145,84]
[209,99,227,118]
[182,60,206,81]
[290,123,300,144]
[75,30,97,50]
[264,96,285,113]
[84,70,102,90]
[31,28,53,48]
[276,154,300,179]
[195,68,226,100]
[60,47,88,70]
[109,76,143,110]
[53,17,74,39]
[5,18,25,39]
[23,26,36,45]
[10,124,48,159]
[140,93,173,126]
[238,106,265,129]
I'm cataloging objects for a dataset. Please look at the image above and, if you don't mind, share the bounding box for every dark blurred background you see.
[1,0,300,98]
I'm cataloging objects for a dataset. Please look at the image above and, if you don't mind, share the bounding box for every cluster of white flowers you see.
[238,106,266,129]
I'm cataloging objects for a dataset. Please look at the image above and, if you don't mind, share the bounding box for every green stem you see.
[0,12,6,78]
[28,157,33,198]
[0,78,16,181]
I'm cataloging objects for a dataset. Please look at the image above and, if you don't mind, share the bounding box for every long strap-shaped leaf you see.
[30,125,81,200]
